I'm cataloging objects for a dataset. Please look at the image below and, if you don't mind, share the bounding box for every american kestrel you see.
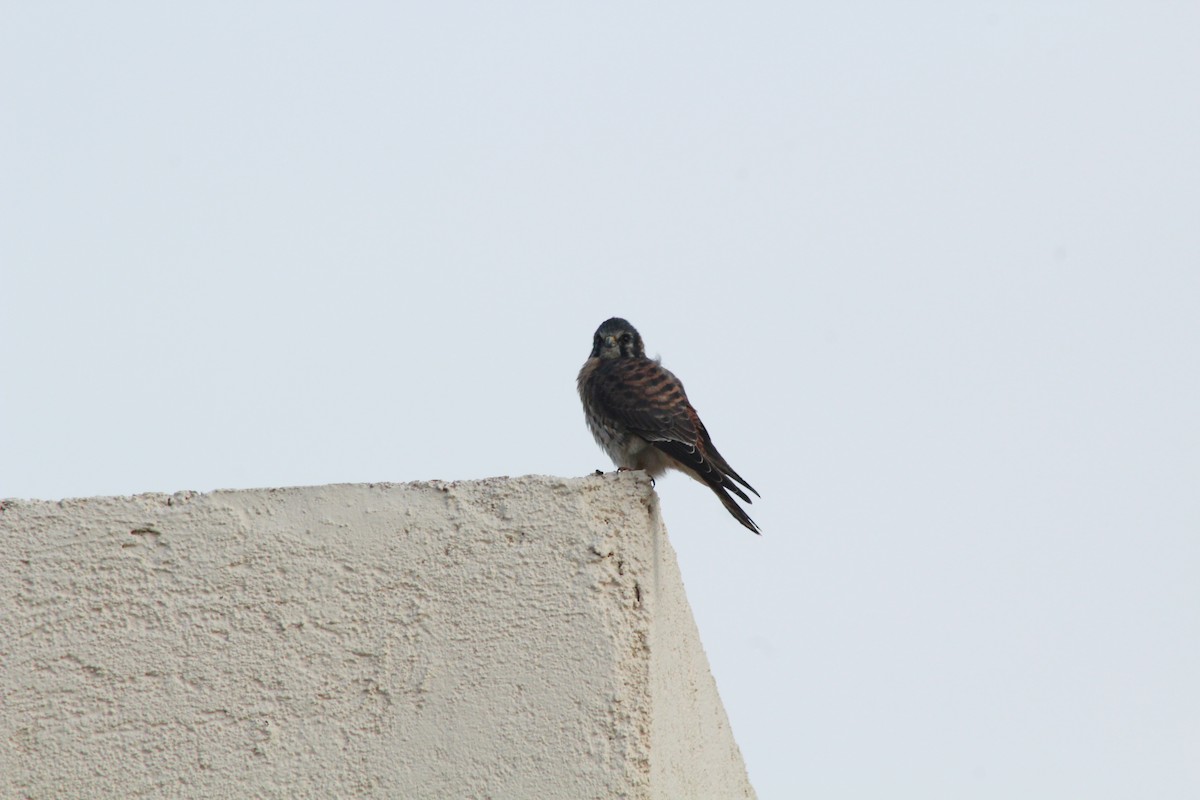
[578,317,761,534]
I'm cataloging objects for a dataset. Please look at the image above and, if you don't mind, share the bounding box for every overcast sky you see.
[3,4,1198,797]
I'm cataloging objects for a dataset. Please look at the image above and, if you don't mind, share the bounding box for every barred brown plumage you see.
[577,317,761,535]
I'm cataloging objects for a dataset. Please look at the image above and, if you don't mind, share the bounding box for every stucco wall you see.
[1,474,754,799]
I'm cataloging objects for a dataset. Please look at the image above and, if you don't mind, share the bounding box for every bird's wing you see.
[589,358,760,503]
[587,357,699,445]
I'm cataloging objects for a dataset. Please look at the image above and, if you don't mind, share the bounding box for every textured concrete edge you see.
[641,492,758,800]
[0,473,755,799]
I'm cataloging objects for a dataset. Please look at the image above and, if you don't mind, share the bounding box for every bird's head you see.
[590,317,645,359]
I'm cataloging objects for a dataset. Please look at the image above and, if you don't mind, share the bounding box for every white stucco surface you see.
[0,474,754,799]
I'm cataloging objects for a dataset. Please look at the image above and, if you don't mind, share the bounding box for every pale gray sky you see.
[3,3,1198,797]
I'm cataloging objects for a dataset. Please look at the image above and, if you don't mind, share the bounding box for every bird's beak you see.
[603,335,617,348]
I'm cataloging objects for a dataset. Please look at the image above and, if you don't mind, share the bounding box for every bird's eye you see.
[619,333,632,344]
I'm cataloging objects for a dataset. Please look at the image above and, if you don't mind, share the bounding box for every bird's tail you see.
[712,481,761,535]
[654,439,762,534]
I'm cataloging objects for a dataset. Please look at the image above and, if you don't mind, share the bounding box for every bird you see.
[577,317,761,534]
